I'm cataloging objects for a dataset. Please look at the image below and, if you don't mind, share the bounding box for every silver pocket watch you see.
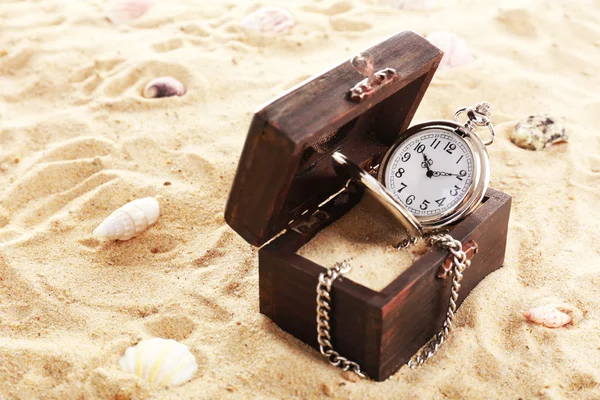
[332,102,495,243]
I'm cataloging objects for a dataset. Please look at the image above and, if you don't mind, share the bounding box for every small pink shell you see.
[240,6,295,36]
[522,305,572,328]
[106,0,154,24]
[425,31,474,69]
[143,77,186,99]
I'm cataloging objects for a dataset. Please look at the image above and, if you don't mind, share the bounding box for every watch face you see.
[383,129,474,218]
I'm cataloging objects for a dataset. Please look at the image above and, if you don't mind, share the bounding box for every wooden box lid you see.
[225,31,442,246]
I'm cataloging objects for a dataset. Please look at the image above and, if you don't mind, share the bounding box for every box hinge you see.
[288,187,356,236]
[289,209,330,235]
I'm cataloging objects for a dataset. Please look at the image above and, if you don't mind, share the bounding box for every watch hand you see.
[422,153,434,178]
[431,170,460,177]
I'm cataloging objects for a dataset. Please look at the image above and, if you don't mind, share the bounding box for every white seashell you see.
[143,77,186,99]
[106,0,155,24]
[240,6,295,36]
[93,197,159,241]
[425,31,474,69]
[378,0,437,10]
[511,115,568,151]
[522,305,572,328]
[119,338,198,387]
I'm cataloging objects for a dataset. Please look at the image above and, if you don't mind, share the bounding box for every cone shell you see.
[511,115,568,151]
[143,77,186,99]
[106,0,154,24]
[240,6,295,36]
[522,305,572,328]
[93,197,159,241]
[119,338,198,387]
[425,31,474,69]
[378,0,437,9]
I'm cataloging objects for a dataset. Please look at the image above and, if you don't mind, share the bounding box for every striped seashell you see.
[106,0,155,24]
[119,338,198,387]
[93,197,159,241]
[522,305,572,328]
[143,77,186,99]
[511,115,568,151]
[240,6,295,36]
[425,31,474,69]
[378,0,437,9]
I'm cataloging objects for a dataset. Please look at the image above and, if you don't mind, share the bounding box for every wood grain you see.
[260,189,512,381]
[225,31,443,246]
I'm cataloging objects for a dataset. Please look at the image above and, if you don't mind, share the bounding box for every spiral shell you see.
[522,305,572,328]
[93,197,159,241]
[106,0,154,24]
[425,31,474,69]
[240,6,295,36]
[119,338,198,387]
[378,0,437,9]
[143,77,186,99]
[511,115,568,151]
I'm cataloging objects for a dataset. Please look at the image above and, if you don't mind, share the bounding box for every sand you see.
[298,196,429,292]
[1,0,599,398]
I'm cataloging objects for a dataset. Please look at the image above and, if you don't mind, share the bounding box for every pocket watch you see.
[332,102,495,242]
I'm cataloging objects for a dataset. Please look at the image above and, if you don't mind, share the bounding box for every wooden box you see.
[225,31,512,381]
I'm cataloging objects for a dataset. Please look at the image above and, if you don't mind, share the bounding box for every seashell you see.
[522,305,572,328]
[378,0,437,10]
[93,197,159,241]
[106,0,155,24]
[143,77,186,99]
[425,31,474,69]
[511,115,568,151]
[240,6,295,36]
[119,338,198,387]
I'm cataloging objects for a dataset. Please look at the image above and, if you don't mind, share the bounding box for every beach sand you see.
[1,0,599,398]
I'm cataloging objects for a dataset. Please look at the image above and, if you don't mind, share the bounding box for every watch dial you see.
[384,129,474,218]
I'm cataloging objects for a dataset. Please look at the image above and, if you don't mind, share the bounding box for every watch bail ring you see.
[330,151,423,242]
[454,102,495,146]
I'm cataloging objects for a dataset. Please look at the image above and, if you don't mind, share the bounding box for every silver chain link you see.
[316,260,366,378]
[316,233,470,378]
[407,233,470,368]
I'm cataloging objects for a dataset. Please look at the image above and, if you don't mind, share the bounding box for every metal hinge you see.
[289,209,330,235]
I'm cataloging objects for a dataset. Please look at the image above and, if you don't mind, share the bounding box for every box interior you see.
[297,192,428,292]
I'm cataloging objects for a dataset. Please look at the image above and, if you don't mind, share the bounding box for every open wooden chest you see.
[225,31,511,381]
